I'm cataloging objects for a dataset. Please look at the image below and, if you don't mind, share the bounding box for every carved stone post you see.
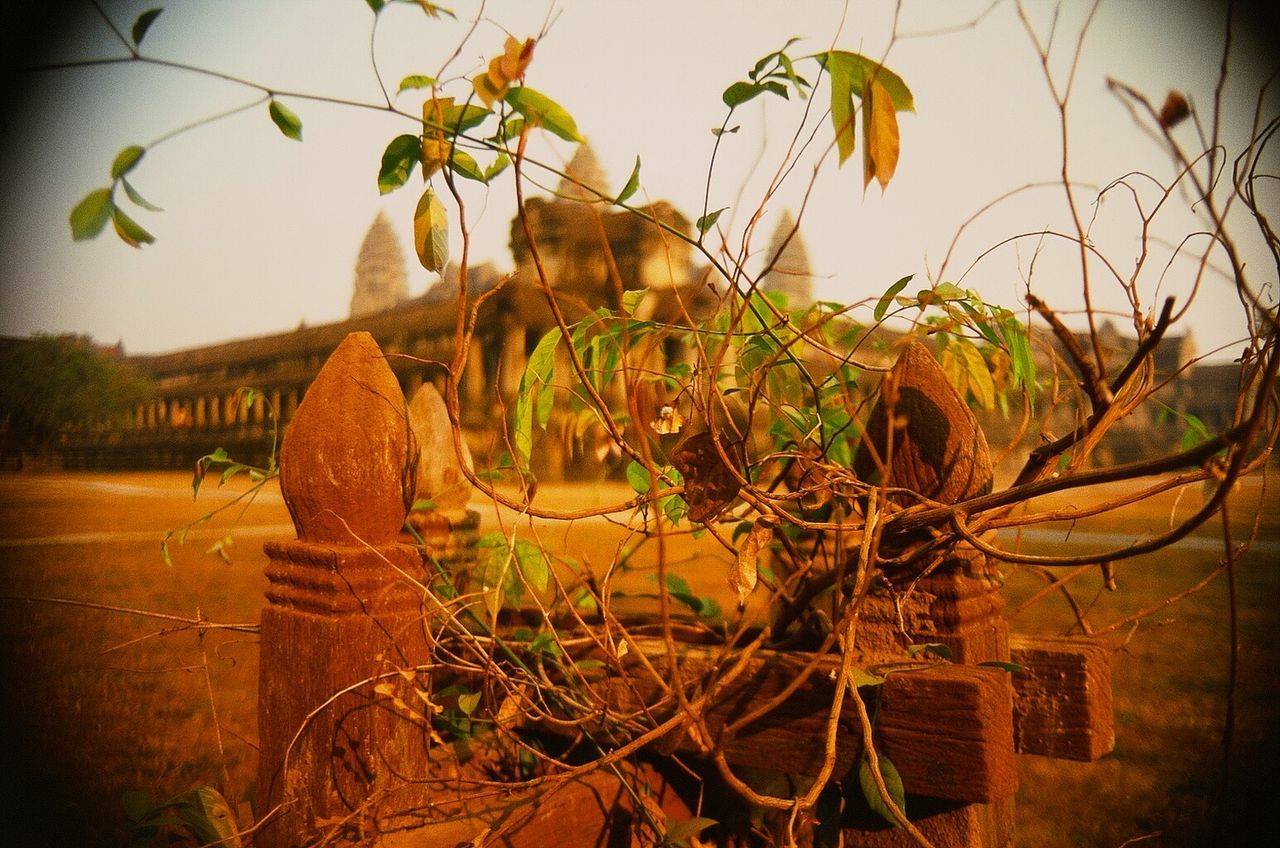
[849,342,1014,847]
[853,342,1008,665]
[404,384,480,579]
[257,332,431,847]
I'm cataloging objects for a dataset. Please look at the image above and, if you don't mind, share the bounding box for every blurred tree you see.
[0,334,151,465]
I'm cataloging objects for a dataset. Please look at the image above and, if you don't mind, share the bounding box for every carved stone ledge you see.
[263,540,427,617]
[1009,634,1115,761]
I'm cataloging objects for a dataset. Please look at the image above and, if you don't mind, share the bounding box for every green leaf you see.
[378,134,421,194]
[821,52,913,169]
[933,281,966,300]
[723,80,788,107]
[364,0,386,11]
[722,80,766,107]
[219,463,247,486]
[1001,315,1037,407]
[665,816,718,845]
[504,86,584,143]
[111,206,155,248]
[443,103,492,134]
[397,74,437,94]
[497,117,526,142]
[822,51,915,111]
[535,381,555,429]
[977,661,1026,673]
[960,300,1001,346]
[906,642,952,660]
[621,288,646,315]
[1180,412,1210,452]
[825,54,856,165]
[513,393,534,470]
[413,187,449,272]
[859,753,907,828]
[69,188,114,240]
[661,492,688,525]
[874,274,912,321]
[529,631,561,657]
[848,666,887,688]
[626,461,652,496]
[449,149,485,183]
[615,155,641,204]
[513,538,550,593]
[696,207,727,235]
[512,328,561,467]
[122,789,155,824]
[484,153,511,181]
[110,145,145,179]
[171,787,239,846]
[131,9,162,47]
[457,690,481,715]
[526,327,561,387]
[121,178,163,212]
[268,99,303,141]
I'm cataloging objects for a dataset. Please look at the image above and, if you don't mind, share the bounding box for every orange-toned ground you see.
[0,470,1275,846]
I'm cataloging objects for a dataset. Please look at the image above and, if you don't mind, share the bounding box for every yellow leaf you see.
[471,36,534,107]
[959,341,996,411]
[420,96,453,178]
[862,78,900,190]
[422,95,453,131]
[472,69,506,107]
[940,346,968,401]
[729,518,773,606]
[414,188,449,272]
[420,137,449,180]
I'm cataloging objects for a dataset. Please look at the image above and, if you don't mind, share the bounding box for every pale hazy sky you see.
[0,0,1275,359]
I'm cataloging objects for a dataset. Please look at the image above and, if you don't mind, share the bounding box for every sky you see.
[0,0,1276,360]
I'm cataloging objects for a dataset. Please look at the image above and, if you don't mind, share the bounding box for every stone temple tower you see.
[759,209,814,309]
[350,212,409,318]
[558,143,608,202]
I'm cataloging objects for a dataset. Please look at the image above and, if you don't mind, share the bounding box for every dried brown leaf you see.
[1158,90,1190,129]
[730,518,774,605]
[671,431,741,522]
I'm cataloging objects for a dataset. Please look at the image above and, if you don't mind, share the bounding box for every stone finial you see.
[278,332,413,544]
[855,342,993,505]
[407,383,473,515]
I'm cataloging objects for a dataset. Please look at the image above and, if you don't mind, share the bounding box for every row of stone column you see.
[128,388,303,431]
[120,322,549,437]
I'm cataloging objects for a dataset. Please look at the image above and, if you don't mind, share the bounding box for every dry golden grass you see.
[0,470,1275,846]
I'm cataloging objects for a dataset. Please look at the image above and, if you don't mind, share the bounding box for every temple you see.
[3,143,1242,475]
[42,146,715,475]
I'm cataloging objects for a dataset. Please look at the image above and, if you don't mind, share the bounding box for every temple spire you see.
[557,143,607,202]
[760,209,813,309]
[350,212,409,318]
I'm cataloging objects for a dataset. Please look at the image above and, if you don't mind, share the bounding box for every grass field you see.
[0,470,1276,847]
